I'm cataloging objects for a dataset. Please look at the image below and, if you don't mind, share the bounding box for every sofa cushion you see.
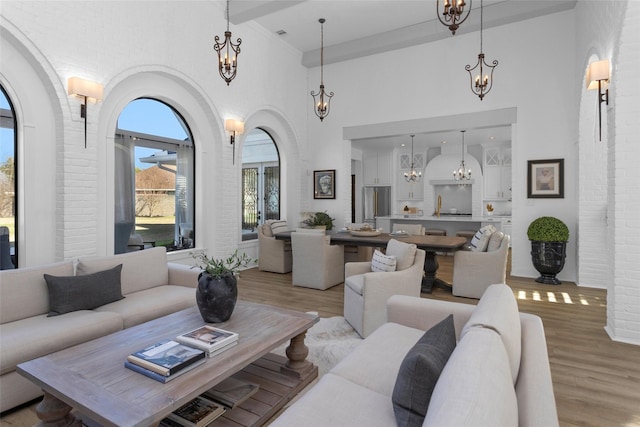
[0,261,74,323]
[0,310,123,375]
[371,249,397,272]
[330,322,425,397]
[76,246,169,295]
[392,315,456,427]
[424,327,518,426]
[270,373,397,427]
[461,283,522,382]
[386,239,417,271]
[44,264,124,317]
[469,224,497,252]
[487,230,505,252]
[94,285,196,328]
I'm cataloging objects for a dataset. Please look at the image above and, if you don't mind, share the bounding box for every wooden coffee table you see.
[17,301,319,427]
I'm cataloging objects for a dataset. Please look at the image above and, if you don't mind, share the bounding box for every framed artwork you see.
[314,170,336,199]
[527,159,564,198]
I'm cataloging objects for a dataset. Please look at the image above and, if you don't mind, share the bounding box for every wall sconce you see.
[67,77,104,148]
[586,59,610,141]
[225,119,244,164]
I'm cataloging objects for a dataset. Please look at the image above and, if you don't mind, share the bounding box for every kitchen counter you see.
[375,215,511,235]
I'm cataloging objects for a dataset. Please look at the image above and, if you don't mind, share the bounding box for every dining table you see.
[275,230,468,293]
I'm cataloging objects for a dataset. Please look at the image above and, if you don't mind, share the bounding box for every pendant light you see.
[437,0,472,35]
[453,130,471,183]
[404,135,422,183]
[214,0,242,85]
[465,0,497,100]
[310,18,334,121]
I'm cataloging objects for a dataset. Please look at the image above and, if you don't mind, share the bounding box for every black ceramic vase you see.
[196,272,238,323]
[530,241,567,285]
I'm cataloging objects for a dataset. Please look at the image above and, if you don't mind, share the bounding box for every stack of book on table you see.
[125,325,238,383]
[175,325,239,357]
[125,339,206,383]
[160,395,226,427]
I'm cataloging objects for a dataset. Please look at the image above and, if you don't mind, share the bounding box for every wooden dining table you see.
[275,230,468,293]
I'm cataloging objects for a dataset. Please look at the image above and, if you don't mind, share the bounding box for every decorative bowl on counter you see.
[350,230,381,237]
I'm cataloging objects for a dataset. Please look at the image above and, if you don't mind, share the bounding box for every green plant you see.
[192,250,256,279]
[527,216,569,242]
[302,211,335,230]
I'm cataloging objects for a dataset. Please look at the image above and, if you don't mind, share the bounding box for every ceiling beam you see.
[229,0,308,25]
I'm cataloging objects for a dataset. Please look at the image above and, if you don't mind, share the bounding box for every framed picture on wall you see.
[314,170,336,199]
[527,159,564,198]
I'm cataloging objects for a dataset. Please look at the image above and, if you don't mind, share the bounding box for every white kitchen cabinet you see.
[363,150,392,185]
[397,178,424,200]
[399,151,425,171]
[483,144,511,200]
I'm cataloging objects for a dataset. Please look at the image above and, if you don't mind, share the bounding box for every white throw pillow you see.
[371,250,397,272]
[469,225,497,252]
[386,239,417,271]
[487,231,505,252]
[270,220,288,235]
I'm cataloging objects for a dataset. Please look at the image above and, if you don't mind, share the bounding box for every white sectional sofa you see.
[0,247,200,412]
[272,284,559,427]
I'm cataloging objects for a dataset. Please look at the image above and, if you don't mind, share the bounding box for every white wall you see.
[307,11,578,282]
[0,1,308,264]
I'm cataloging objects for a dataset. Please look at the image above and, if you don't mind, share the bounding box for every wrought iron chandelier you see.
[311,18,334,122]
[453,130,472,183]
[437,0,471,35]
[214,0,242,85]
[404,135,422,183]
[465,0,497,100]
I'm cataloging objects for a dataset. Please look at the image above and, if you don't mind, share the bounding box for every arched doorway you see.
[0,86,16,269]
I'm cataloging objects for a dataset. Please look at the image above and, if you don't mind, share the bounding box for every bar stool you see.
[456,230,476,251]
[425,229,447,236]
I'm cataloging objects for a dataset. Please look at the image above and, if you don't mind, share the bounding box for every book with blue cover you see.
[124,358,205,383]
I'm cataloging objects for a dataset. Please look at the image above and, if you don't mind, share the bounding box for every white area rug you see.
[272,316,363,377]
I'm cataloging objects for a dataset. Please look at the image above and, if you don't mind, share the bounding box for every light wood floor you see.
[3,255,640,427]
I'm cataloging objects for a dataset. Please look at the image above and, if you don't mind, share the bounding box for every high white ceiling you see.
[222,0,576,150]
[228,0,576,66]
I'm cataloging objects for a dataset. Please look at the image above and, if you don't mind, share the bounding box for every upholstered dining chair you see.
[257,222,292,274]
[452,232,510,299]
[290,229,344,290]
[344,239,426,338]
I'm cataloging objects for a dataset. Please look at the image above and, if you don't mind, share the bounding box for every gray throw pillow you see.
[44,264,125,317]
[392,314,457,427]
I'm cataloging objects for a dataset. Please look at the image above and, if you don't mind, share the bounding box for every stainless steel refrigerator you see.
[363,186,391,223]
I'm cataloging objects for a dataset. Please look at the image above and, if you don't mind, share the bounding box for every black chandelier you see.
[214,0,242,85]
[465,0,497,100]
[311,18,334,122]
[453,130,472,183]
[404,135,422,183]
[437,0,471,35]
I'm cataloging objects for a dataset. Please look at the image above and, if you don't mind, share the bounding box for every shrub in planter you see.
[527,216,569,285]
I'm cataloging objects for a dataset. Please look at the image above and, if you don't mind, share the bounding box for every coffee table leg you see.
[35,391,81,427]
[281,331,314,379]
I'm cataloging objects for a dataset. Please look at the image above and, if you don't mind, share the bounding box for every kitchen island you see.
[375,214,510,237]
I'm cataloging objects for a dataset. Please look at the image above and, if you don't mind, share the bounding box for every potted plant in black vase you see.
[302,211,335,230]
[192,250,256,323]
[527,216,569,285]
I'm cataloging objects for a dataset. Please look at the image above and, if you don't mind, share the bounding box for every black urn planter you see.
[196,272,238,323]
[530,241,567,285]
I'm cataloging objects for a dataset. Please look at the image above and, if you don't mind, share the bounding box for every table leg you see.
[421,251,452,293]
[281,331,314,379]
[35,391,81,427]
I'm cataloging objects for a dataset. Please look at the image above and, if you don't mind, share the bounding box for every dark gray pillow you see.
[44,264,124,317]
[392,314,457,427]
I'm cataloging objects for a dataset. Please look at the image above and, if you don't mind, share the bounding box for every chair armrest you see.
[345,261,372,277]
[168,262,201,288]
[386,295,476,338]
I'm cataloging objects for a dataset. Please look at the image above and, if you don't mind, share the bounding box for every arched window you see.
[241,128,280,241]
[115,98,195,253]
[0,85,17,269]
